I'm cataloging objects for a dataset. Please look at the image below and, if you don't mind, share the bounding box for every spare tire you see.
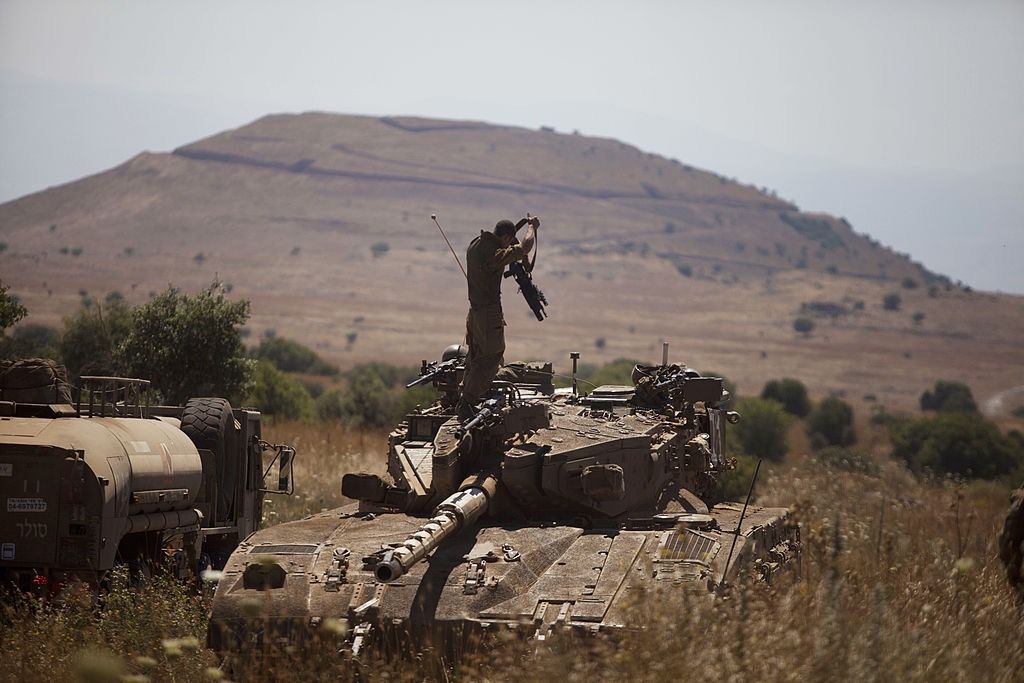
[181,398,237,525]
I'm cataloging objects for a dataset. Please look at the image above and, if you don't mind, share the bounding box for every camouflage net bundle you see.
[0,357,73,404]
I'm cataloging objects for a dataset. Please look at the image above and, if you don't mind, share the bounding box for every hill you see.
[1,112,1022,411]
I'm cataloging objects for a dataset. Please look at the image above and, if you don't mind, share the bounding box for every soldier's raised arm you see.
[489,216,537,270]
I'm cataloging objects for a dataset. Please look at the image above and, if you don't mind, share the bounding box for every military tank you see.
[209,344,800,652]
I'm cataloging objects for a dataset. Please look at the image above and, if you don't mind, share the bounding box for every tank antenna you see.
[431,214,467,279]
[662,341,669,366]
[570,352,581,398]
[719,458,762,591]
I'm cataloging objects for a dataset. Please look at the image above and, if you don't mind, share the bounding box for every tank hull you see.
[208,502,800,649]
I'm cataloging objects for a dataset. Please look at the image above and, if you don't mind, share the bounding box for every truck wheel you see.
[181,398,238,525]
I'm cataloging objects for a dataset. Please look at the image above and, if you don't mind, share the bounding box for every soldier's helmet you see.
[442,344,469,362]
[494,219,516,237]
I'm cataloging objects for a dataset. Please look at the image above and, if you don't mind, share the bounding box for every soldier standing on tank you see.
[456,215,539,420]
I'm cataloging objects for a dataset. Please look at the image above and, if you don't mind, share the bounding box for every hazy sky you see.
[2,1,1022,291]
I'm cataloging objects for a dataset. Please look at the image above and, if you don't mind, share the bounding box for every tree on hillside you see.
[732,397,791,461]
[0,281,27,333]
[1,323,61,362]
[883,293,902,311]
[319,366,395,427]
[920,380,977,414]
[119,283,252,404]
[246,360,315,420]
[807,396,856,447]
[706,454,760,504]
[761,378,811,417]
[793,317,815,336]
[253,336,339,376]
[59,301,134,381]
[890,412,1022,479]
[588,358,643,388]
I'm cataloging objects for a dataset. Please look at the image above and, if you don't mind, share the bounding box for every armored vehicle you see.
[0,358,295,593]
[209,345,799,652]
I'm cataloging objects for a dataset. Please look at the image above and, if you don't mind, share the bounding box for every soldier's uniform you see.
[459,230,526,412]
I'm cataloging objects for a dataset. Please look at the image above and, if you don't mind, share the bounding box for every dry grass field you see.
[1,419,1021,682]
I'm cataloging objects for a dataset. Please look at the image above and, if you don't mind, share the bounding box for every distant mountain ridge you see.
[1,112,1021,411]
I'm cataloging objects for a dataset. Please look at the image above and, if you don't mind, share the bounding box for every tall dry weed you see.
[2,424,1022,682]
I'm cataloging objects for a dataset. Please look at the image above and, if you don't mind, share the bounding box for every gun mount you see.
[209,344,800,652]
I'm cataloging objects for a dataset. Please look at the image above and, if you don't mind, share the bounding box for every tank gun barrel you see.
[373,475,497,583]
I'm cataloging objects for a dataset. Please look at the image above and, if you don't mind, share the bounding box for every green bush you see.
[59,301,134,381]
[246,360,315,420]
[588,358,640,387]
[883,293,901,311]
[706,454,761,504]
[731,397,791,461]
[761,378,811,417]
[890,413,1023,479]
[552,358,644,393]
[253,337,339,376]
[317,363,439,426]
[315,387,346,421]
[0,323,60,361]
[347,362,419,389]
[119,283,252,404]
[301,378,325,399]
[919,380,977,414]
[807,396,856,447]
[320,369,395,427]
[396,384,438,416]
[793,317,815,335]
[0,281,27,332]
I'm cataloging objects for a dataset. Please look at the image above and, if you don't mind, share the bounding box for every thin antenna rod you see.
[720,458,762,590]
[431,214,467,279]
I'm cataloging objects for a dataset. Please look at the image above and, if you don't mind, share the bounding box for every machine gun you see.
[457,395,504,434]
[504,261,548,321]
[406,356,462,389]
[653,365,699,391]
